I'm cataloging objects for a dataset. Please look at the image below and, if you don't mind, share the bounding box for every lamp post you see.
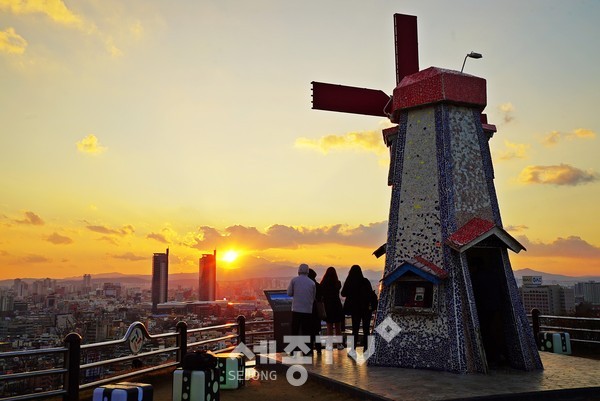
[461,51,482,73]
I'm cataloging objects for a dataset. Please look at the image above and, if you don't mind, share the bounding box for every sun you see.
[222,250,239,263]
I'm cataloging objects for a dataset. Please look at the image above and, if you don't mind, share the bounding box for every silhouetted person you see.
[341,265,375,357]
[320,266,345,350]
[308,269,323,354]
[287,263,316,354]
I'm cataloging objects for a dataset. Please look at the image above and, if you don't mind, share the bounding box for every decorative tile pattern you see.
[392,67,487,112]
[370,75,542,374]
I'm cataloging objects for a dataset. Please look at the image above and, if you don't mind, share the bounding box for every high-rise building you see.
[82,274,92,293]
[198,251,216,301]
[13,279,28,299]
[519,284,575,315]
[152,248,169,312]
[0,289,14,313]
[574,281,600,305]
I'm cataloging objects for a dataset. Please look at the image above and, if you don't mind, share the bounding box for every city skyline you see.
[1,1,599,280]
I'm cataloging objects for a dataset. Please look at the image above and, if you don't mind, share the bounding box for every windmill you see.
[311,14,542,374]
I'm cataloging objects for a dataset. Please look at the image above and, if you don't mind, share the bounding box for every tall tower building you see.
[82,274,92,293]
[198,250,216,301]
[13,279,28,299]
[152,248,169,313]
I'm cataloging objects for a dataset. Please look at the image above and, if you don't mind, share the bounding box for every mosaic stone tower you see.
[367,68,543,373]
[311,14,542,374]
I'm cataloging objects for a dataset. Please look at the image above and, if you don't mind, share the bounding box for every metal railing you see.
[0,316,274,401]
[531,308,600,347]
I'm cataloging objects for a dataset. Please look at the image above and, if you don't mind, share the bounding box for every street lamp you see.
[461,51,482,73]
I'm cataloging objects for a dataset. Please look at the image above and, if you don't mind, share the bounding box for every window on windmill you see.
[393,274,434,309]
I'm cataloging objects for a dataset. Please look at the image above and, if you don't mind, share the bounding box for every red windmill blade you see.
[394,13,419,85]
[311,14,419,119]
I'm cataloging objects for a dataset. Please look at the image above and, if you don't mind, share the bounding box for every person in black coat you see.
[308,269,323,354]
[320,266,345,350]
[341,265,377,355]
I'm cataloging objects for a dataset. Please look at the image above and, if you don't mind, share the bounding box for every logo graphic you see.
[128,326,144,354]
[228,315,402,385]
[375,316,402,342]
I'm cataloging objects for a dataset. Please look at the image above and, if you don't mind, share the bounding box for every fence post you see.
[63,332,82,401]
[176,321,188,364]
[237,315,246,346]
[531,308,541,347]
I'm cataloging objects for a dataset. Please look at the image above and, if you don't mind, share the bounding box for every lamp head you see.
[461,51,483,72]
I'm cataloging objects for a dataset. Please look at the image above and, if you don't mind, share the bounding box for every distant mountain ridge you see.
[512,268,599,284]
[1,267,597,288]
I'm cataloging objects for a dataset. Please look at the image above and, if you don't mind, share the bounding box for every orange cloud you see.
[146,227,176,244]
[46,232,73,245]
[20,254,51,263]
[110,252,146,261]
[518,164,598,186]
[86,223,134,236]
[14,211,45,225]
[98,236,119,246]
[188,222,387,252]
[147,232,169,244]
[517,235,600,259]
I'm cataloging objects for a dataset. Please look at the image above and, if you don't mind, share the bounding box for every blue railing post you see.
[63,332,82,401]
[531,308,541,347]
[237,315,246,346]
[176,321,188,364]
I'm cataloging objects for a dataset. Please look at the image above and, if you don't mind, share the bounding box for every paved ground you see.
[90,351,600,401]
[139,362,365,401]
[265,349,600,401]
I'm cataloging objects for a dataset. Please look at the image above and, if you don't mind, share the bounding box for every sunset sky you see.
[1,0,599,280]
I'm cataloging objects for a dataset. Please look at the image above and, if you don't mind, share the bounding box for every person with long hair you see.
[341,264,377,357]
[320,266,345,350]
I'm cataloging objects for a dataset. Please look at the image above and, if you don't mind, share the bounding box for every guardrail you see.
[0,316,274,401]
[531,308,600,347]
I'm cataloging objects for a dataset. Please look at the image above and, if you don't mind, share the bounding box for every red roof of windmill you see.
[413,256,448,279]
[447,217,525,254]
